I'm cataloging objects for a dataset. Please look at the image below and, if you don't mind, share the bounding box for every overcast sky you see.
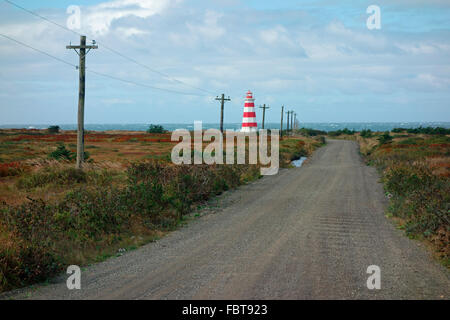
[0,0,449,124]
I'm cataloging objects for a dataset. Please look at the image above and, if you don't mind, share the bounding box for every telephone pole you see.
[286,110,290,133]
[291,110,294,131]
[293,112,297,130]
[215,94,231,133]
[67,35,98,169]
[259,104,270,129]
[280,106,284,138]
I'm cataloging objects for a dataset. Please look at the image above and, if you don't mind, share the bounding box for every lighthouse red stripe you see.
[244,103,255,107]
[242,122,257,127]
[243,112,256,117]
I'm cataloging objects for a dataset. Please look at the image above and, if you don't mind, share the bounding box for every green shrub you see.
[360,129,373,138]
[147,124,166,134]
[367,136,450,261]
[384,165,449,236]
[327,131,341,137]
[49,144,75,161]
[342,128,355,135]
[49,144,90,162]
[47,126,60,134]
[406,127,450,135]
[393,127,450,135]
[328,128,355,136]
[378,132,393,145]
[0,239,62,291]
[298,128,326,136]
[315,136,326,145]
[17,167,87,190]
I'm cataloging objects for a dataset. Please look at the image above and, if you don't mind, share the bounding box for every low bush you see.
[392,127,450,135]
[49,144,90,162]
[49,144,75,161]
[384,164,449,243]
[47,126,60,134]
[378,132,393,145]
[17,167,87,190]
[360,129,373,138]
[147,125,166,134]
[0,161,261,292]
[297,128,327,136]
[0,223,61,291]
[366,135,450,262]
[314,136,326,146]
[328,128,355,136]
[0,162,27,177]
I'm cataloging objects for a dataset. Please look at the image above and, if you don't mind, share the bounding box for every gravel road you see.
[7,139,449,299]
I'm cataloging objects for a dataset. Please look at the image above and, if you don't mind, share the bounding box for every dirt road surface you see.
[6,139,449,299]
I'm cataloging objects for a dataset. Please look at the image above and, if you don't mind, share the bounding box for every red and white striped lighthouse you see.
[241,90,257,132]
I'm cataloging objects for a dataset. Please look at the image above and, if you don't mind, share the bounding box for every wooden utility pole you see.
[215,94,231,133]
[291,110,294,131]
[293,112,297,130]
[280,106,284,137]
[67,36,98,169]
[259,104,270,129]
[286,111,290,132]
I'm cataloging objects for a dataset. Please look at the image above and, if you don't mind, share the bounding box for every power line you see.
[0,33,77,68]
[0,32,207,96]
[87,69,207,96]
[3,0,216,95]
[97,44,216,95]
[4,0,77,34]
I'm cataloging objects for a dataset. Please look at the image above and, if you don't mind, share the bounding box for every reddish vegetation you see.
[429,143,450,148]
[0,130,179,165]
[7,132,176,144]
[10,134,76,142]
[429,161,450,178]
[0,162,25,177]
[378,142,450,158]
[112,135,173,143]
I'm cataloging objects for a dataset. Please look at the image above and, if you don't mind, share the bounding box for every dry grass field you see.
[0,129,177,206]
[0,128,324,292]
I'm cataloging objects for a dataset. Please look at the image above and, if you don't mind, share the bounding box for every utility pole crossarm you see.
[66,43,98,57]
[66,44,98,50]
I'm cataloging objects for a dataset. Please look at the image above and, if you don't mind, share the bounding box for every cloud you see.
[83,0,176,35]
[186,10,226,39]
[259,26,287,44]
[404,73,450,91]
[116,26,149,37]
[1,0,450,123]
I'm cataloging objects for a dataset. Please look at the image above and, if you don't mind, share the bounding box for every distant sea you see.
[1,122,449,132]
